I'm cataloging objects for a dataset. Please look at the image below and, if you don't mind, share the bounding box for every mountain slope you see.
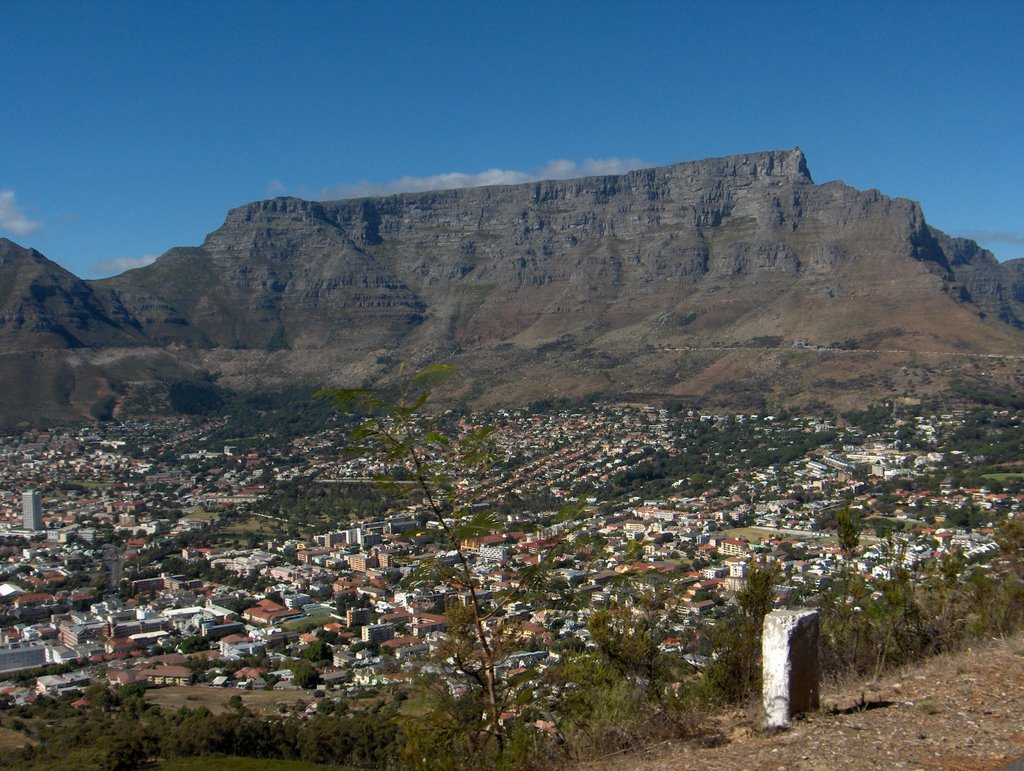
[0,240,197,425]
[3,149,1024,427]
[0,239,146,350]
[618,631,1024,770]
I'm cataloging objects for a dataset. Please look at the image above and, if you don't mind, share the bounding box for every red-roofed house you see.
[242,599,303,626]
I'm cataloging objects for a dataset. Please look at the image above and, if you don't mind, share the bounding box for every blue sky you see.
[2,1,1022,278]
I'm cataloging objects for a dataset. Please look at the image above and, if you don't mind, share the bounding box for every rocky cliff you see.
[3,148,1023,427]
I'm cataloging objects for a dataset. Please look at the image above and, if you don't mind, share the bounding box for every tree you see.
[177,635,206,655]
[321,365,586,765]
[622,538,645,563]
[302,639,331,663]
[290,659,319,690]
[588,603,662,688]
[83,683,115,712]
[699,560,780,704]
[836,502,862,559]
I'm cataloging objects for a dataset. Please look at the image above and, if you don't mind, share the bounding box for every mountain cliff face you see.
[3,149,1023,427]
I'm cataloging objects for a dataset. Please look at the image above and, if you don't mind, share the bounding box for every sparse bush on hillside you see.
[819,519,1024,679]
[697,562,781,705]
[168,381,225,415]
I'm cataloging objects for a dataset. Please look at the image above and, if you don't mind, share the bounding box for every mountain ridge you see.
[2,148,1023,428]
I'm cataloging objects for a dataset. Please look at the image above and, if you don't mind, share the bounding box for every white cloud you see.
[266,179,287,195]
[0,189,42,237]
[317,156,649,200]
[962,229,1024,247]
[90,253,159,277]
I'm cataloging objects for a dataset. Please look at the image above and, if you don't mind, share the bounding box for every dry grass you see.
[144,685,314,715]
[214,515,274,536]
[721,526,837,545]
[0,725,33,750]
[185,508,220,521]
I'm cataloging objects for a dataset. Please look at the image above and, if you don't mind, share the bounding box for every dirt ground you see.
[606,632,1024,770]
[143,685,312,715]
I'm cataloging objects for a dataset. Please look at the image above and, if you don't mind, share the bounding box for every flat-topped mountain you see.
[3,148,1024,427]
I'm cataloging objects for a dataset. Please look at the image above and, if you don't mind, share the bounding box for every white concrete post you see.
[762,609,820,730]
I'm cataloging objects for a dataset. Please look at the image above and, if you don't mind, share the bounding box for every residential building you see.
[23,490,43,531]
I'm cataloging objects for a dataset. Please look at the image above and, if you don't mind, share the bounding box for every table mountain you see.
[3,148,1023,427]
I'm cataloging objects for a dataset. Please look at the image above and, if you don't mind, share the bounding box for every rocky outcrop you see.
[925,228,1024,327]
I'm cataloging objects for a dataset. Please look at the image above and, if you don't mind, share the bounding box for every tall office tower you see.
[22,490,42,531]
[102,544,123,589]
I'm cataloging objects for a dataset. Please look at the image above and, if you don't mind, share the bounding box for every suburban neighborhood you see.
[0,403,1019,717]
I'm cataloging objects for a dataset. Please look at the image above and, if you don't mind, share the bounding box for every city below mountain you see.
[1,148,1023,429]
